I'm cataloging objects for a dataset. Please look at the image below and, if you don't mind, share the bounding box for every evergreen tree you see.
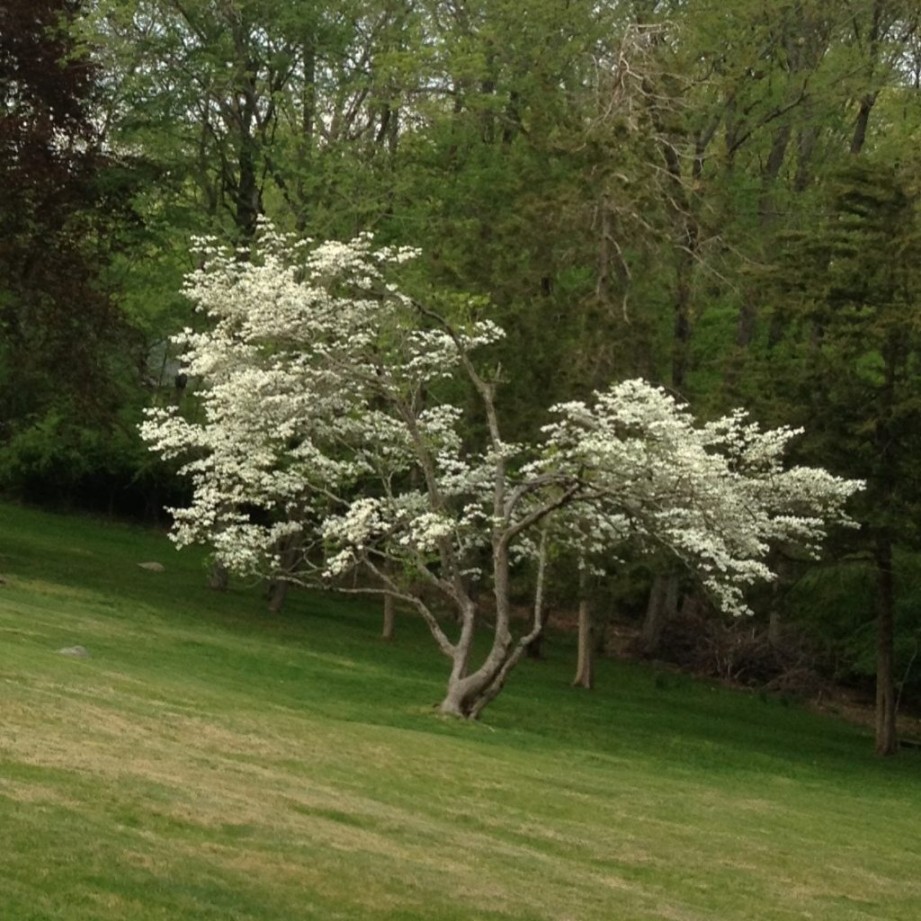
[762,159,921,754]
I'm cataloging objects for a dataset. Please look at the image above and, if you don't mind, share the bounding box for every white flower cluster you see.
[539,380,863,615]
[140,224,503,578]
[141,226,861,618]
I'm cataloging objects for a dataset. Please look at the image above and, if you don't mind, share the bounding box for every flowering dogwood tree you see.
[141,225,862,718]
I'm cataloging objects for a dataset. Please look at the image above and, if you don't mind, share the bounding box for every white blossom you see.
[537,379,863,615]
[141,227,862,628]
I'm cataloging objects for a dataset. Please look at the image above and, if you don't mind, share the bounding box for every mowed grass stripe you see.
[0,501,918,919]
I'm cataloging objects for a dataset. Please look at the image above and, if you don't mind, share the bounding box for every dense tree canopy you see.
[3,0,920,740]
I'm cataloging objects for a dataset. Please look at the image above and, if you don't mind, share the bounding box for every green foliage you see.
[0,0,155,511]
[761,158,921,535]
[789,551,921,700]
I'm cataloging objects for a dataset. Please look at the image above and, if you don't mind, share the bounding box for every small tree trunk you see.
[768,607,782,649]
[439,664,490,719]
[266,534,301,614]
[208,560,229,591]
[437,598,479,717]
[382,594,395,641]
[768,558,789,648]
[526,526,549,660]
[525,632,544,660]
[641,572,678,656]
[572,597,593,689]
[573,566,593,689]
[435,539,555,719]
[850,93,877,156]
[439,676,481,718]
[267,579,289,614]
[641,575,665,654]
[875,534,898,756]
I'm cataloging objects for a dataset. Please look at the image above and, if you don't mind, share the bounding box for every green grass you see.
[1,501,919,920]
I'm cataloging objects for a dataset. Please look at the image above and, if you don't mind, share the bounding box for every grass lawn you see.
[0,501,918,920]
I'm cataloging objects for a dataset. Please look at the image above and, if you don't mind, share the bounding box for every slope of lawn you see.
[0,501,919,921]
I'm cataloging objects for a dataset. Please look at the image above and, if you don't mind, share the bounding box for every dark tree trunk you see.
[875,533,898,755]
[768,558,790,648]
[266,534,302,613]
[267,578,289,614]
[235,131,261,240]
[641,572,679,656]
[758,123,792,222]
[850,93,877,156]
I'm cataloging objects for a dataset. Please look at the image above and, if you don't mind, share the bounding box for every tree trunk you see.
[641,572,678,656]
[672,249,694,390]
[768,558,790,648]
[526,526,549,660]
[267,578,289,614]
[874,319,900,755]
[438,679,479,718]
[438,660,504,719]
[851,92,877,156]
[573,567,593,689]
[640,574,665,654]
[572,597,593,689]
[435,561,551,719]
[208,560,229,591]
[266,534,301,613]
[875,534,898,755]
[758,123,792,222]
[768,607,782,650]
[382,594,395,641]
[436,598,480,717]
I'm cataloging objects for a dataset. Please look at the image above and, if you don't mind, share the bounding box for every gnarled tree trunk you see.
[437,528,551,718]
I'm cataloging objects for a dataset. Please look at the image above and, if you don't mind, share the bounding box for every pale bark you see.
[572,596,594,690]
[526,526,549,660]
[572,567,593,689]
[208,560,229,591]
[414,308,566,719]
[437,529,554,718]
[382,594,395,641]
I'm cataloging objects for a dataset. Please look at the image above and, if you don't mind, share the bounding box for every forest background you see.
[3,0,921,752]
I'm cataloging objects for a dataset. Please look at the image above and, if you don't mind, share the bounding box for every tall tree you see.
[761,158,921,755]
[0,0,143,502]
[91,0,424,241]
